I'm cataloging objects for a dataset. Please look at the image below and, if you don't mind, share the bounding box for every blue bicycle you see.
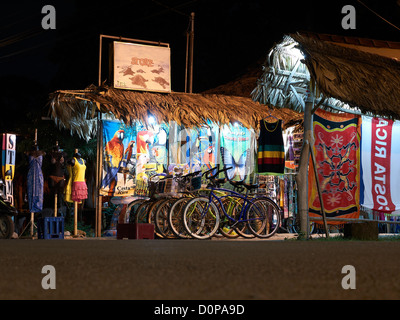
[182,166,281,239]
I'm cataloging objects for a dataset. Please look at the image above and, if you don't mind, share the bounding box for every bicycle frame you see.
[202,185,267,225]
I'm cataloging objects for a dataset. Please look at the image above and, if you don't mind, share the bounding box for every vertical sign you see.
[2,134,16,205]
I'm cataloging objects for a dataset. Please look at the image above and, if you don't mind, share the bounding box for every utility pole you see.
[185,12,195,93]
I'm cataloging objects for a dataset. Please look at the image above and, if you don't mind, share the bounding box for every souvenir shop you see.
[99,114,303,234]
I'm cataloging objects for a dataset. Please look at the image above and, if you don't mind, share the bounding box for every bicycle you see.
[155,170,202,238]
[182,166,281,240]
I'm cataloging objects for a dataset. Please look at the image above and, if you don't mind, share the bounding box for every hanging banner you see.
[135,122,169,195]
[360,116,400,213]
[308,110,361,224]
[1,134,16,205]
[100,120,137,197]
[220,123,255,182]
[168,121,219,175]
[113,41,171,93]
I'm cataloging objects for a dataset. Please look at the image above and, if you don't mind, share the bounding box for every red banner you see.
[370,118,395,212]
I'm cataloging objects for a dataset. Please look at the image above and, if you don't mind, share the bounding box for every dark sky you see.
[1,0,399,94]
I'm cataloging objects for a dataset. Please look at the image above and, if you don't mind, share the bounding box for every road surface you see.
[1,237,400,300]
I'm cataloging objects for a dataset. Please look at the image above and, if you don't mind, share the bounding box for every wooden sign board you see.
[113,41,171,93]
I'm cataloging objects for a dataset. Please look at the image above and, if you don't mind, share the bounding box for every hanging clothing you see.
[71,157,88,202]
[64,164,73,203]
[257,119,285,174]
[48,151,67,194]
[220,123,256,182]
[27,154,44,213]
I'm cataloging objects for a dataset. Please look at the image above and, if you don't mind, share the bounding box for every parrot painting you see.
[102,129,125,192]
[136,130,154,155]
[203,145,215,169]
[120,140,135,184]
[151,146,167,173]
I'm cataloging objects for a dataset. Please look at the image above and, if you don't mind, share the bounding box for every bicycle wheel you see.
[147,198,167,238]
[228,199,255,239]
[127,199,147,223]
[135,199,155,223]
[183,197,220,240]
[168,197,192,239]
[246,197,280,238]
[155,198,177,238]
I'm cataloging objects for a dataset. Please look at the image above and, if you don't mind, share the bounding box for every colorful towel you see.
[360,116,400,213]
[101,120,138,197]
[308,110,361,224]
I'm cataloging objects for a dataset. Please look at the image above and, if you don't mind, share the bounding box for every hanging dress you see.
[64,164,74,203]
[71,157,88,202]
[257,119,285,174]
[27,155,44,213]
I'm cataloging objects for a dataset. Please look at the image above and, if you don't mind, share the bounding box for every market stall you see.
[48,84,303,237]
[251,31,400,237]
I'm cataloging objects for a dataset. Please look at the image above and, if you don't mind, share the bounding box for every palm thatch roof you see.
[252,32,400,119]
[48,84,302,141]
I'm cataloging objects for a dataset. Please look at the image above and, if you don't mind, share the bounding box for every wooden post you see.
[295,88,314,238]
[74,201,78,236]
[95,107,103,237]
[188,12,195,93]
[30,212,34,237]
[54,194,57,217]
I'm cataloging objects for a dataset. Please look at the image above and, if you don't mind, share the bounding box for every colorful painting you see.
[113,41,171,93]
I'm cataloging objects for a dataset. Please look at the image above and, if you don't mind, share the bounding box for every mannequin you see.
[67,149,87,236]
[25,141,46,237]
[48,142,67,217]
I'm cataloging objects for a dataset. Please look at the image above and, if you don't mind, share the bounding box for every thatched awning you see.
[252,32,400,120]
[48,84,302,140]
[291,33,400,119]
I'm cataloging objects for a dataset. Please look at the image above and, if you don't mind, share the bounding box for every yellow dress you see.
[71,157,87,202]
[64,165,73,203]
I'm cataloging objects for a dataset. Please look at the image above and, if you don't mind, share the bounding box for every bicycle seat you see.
[229,180,243,187]
[243,183,258,190]
[215,177,227,185]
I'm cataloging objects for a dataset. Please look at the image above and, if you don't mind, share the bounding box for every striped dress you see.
[257,119,285,174]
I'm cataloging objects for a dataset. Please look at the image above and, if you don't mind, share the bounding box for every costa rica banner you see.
[308,110,361,224]
[360,116,400,213]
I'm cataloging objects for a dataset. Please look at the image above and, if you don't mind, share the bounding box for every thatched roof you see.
[252,32,400,120]
[48,84,302,140]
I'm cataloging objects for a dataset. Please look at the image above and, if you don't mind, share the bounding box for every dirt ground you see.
[1,237,400,300]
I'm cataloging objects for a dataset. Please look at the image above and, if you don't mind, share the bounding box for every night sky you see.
[1,0,399,133]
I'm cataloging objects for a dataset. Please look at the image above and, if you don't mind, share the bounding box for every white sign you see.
[113,41,171,93]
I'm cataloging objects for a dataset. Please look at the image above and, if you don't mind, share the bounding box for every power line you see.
[357,0,400,32]
[0,1,200,62]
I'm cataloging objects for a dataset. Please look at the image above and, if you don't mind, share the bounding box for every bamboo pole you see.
[309,139,329,238]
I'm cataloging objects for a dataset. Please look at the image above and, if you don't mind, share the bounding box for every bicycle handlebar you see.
[203,166,233,181]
